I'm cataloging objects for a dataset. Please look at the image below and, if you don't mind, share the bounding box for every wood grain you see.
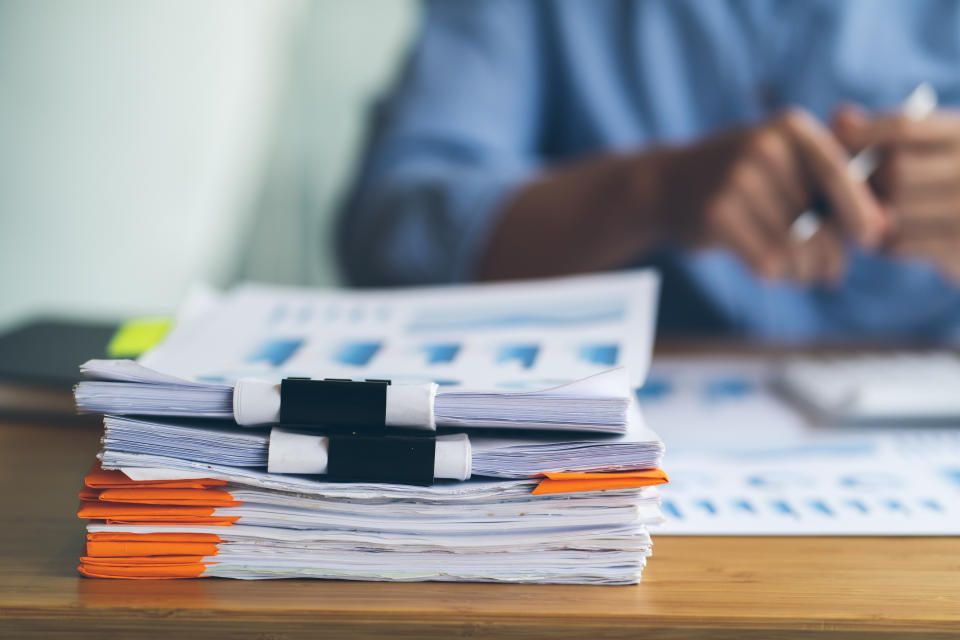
[1,358,960,638]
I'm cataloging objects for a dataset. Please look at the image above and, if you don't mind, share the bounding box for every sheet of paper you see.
[139,271,659,390]
[644,356,960,535]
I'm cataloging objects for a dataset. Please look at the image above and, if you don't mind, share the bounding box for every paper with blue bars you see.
[135,270,659,392]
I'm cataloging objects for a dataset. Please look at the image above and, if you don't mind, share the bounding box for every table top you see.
[2,352,960,638]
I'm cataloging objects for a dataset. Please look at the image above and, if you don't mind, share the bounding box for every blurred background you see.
[0,0,418,330]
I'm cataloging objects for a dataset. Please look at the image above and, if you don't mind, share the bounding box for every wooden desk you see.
[2,380,959,638]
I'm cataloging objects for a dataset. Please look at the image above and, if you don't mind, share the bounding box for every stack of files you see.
[76,393,666,583]
[78,454,666,582]
[73,272,668,584]
[78,466,661,582]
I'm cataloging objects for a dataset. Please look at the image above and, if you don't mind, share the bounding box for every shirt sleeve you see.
[336,0,545,286]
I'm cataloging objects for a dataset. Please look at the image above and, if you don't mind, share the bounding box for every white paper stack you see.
[81,419,665,583]
[80,479,661,583]
[98,411,664,478]
[75,271,669,584]
[75,360,633,433]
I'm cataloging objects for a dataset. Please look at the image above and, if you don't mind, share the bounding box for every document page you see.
[645,357,960,535]
[141,271,659,391]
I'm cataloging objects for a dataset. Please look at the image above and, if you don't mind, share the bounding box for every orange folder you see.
[83,461,225,490]
[78,561,209,579]
[85,540,220,558]
[84,487,241,507]
[87,532,222,543]
[77,501,239,525]
[532,469,668,495]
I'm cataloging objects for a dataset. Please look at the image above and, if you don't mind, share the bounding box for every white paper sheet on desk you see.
[642,356,960,535]
[137,270,659,390]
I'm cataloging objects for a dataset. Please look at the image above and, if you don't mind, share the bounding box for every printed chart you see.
[142,271,659,391]
[644,357,960,535]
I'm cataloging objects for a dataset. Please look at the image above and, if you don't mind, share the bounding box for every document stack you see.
[74,270,669,584]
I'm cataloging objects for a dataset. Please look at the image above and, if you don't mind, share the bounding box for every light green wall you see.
[0,0,417,330]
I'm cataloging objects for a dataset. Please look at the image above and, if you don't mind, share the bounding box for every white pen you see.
[789,82,939,243]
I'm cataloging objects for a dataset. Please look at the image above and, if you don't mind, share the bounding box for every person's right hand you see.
[653,109,889,283]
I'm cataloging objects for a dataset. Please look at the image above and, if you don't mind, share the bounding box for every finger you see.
[706,193,783,278]
[786,225,843,284]
[811,224,847,284]
[888,188,960,227]
[852,111,960,149]
[780,109,887,246]
[831,103,871,151]
[786,240,817,283]
[876,147,960,195]
[747,127,809,214]
[890,233,960,282]
[728,159,792,246]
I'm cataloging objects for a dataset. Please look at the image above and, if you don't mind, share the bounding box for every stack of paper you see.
[79,402,666,582]
[100,413,665,479]
[74,270,670,583]
[75,360,633,433]
[78,464,662,582]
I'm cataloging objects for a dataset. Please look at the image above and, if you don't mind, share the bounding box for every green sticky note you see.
[107,317,172,358]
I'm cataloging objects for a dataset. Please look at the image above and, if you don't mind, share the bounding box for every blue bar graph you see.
[661,500,682,519]
[636,378,672,401]
[333,341,382,366]
[772,500,798,517]
[422,343,460,364]
[704,377,754,401]
[846,499,869,514]
[578,343,619,366]
[810,500,834,516]
[733,499,756,514]
[695,499,717,515]
[246,338,304,367]
[496,344,539,369]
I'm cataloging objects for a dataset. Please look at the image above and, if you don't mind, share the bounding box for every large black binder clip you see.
[326,434,437,486]
[279,378,389,430]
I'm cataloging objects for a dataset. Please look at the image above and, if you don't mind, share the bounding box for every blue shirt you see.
[338,0,960,341]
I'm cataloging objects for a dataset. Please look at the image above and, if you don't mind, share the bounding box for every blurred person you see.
[338,0,960,340]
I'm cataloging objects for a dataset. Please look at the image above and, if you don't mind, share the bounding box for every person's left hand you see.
[833,105,960,281]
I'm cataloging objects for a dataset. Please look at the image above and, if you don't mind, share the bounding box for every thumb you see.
[831,103,871,152]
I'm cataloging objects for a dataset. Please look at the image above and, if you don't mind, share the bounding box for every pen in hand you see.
[789,82,939,243]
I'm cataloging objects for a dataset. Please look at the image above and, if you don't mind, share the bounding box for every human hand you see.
[656,109,888,283]
[833,105,960,281]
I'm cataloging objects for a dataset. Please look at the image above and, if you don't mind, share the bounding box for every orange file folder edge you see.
[82,462,667,499]
[532,469,668,495]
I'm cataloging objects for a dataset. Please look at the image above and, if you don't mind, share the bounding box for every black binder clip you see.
[279,377,391,431]
[326,434,437,486]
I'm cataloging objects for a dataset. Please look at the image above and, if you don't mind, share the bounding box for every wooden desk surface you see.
[2,359,960,638]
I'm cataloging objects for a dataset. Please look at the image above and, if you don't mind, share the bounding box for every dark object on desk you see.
[0,318,116,418]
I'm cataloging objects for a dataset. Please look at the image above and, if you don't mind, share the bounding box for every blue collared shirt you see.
[338,0,960,340]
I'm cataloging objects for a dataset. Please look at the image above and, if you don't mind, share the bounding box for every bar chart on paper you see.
[658,453,960,535]
[643,358,960,536]
[140,272,660,391]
